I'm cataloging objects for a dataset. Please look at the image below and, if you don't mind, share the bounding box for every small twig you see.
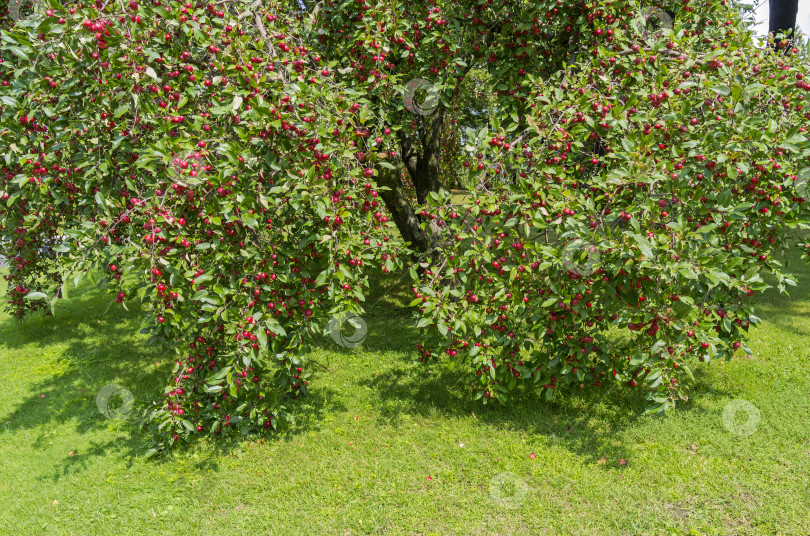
[309,358,333,373]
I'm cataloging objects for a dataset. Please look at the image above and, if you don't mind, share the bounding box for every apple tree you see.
[0,0,808,452]
[405,1,810,411]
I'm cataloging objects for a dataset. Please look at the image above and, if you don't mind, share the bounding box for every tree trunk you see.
[376,165,429,257]
[412,107,446,205]
[769,0,799,49]
[377,105,447,266]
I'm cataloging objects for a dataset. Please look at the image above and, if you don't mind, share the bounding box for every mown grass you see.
[0,249,808,536]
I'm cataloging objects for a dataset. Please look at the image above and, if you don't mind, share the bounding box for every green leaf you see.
[632,234,655,260]
[257,329,267,349]
[742,83,765,101]
[0,95,18,107]
[315,269,329,286]
[265,319,287,337]
[644,401,667,415]
[621,137,635,152]
[681,365,695,382]
[191,289,209,301]
[5,47,29,61]
[358,104,370,124]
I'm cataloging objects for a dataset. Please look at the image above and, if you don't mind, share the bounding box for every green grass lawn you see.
[0,253,809,536]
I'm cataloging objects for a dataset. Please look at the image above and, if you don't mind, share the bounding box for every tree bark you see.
[376,165,429,257]
[769,0,799,48]
[411,106,446,205]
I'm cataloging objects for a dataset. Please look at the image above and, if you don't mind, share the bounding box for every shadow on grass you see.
[0,281,168,476]
[331,268,752,469]
[0,279,346,479]
[305,268,416,358]
[361,356,737,470]
[32,383,348,483]
[753,255,810,339]
[2,248,801,476]
[364,248,810,468]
